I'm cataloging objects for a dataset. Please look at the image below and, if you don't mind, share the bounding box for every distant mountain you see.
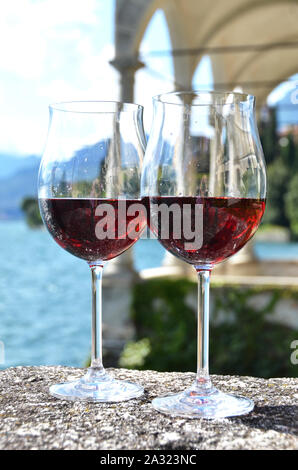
[0,154,40,179]
[0,154,40,220]
[0,138,141,220]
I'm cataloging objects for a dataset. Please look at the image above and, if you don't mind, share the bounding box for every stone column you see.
[101,57,144,366]
[110,58,145,102]
[209,55,258,269]
[162,90,198,276]
[106,57,145,278]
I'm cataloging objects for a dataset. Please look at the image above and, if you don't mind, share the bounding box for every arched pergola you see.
[111,0,298,105]
[107,0,298,337]
[110,0,298,274]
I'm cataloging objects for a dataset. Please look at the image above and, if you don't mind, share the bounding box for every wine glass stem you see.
[90,264,104,371]
[196,269,212,389]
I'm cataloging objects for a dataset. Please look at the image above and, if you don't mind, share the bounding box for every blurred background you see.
[0,0,297,378]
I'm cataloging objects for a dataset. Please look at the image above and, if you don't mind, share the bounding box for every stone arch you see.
[232,44,298,105]
[200,0,298,51]
[112,0,172,101]
[232,35,298,84]
[189,0,298,83]
[256,67,298,106]
[114,0,164,59]
[193,0,298,103]
[161,3,197,89]
[114,0,193,90]
[113,0,298,92]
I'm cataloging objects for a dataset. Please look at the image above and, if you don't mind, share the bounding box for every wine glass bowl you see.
[142,91,266,418]
[38,101,146,402]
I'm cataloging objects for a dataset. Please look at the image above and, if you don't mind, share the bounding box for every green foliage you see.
[120,278,298,378]
[21,197,43,228]
[259,109,298,235]
[119,338,151,368]
[260,107,278,165]
[211,287,297,378]
[262,158,289,226]
[129,279,197,372]
[285,173,298,239]
[280,134,298,171]
[72,180,93,197]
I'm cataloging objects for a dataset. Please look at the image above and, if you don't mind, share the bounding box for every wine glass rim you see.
[153,90,255,106]
[49,100,143,114]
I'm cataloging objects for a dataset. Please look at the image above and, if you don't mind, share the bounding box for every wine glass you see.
[141,91,266,418]
[38,101,147,402]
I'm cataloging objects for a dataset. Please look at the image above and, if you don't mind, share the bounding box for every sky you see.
[0,0,117,156]
[0,0,291,157]
[0,0,215,157]
[267,77,298,107]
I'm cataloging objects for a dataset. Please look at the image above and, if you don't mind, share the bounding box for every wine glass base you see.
[152,386,254,419]
[49,370,144,403]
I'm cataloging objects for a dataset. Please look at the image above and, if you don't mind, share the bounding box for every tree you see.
[21,197,43,228]
[261,157,289,227]
[260,107,278,165]
[279,133,298,170]
[285,173,298,239]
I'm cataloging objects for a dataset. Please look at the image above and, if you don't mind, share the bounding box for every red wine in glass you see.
[38,101,147,403]
[141,91,267,418]
[146,196,265,267]
[39,198,147,262]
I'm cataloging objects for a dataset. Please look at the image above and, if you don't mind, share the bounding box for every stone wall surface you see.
[0,366,297,450]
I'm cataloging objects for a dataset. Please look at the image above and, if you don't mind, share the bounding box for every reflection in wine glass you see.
[142,91,266,418]
[38,101,146,402]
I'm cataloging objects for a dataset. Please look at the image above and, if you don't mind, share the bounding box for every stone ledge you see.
[0,366,297,450]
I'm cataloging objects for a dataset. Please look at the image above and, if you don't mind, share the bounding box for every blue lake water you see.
[0,220,165,369]
[0,220,297,369]
[254,242,298,260]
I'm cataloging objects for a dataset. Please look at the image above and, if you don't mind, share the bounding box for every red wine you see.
[145,196,265,267]
[39,198,147,262]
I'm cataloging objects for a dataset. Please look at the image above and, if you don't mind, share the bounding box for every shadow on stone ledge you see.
[0,366,296,450]
[231,405,298,437]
